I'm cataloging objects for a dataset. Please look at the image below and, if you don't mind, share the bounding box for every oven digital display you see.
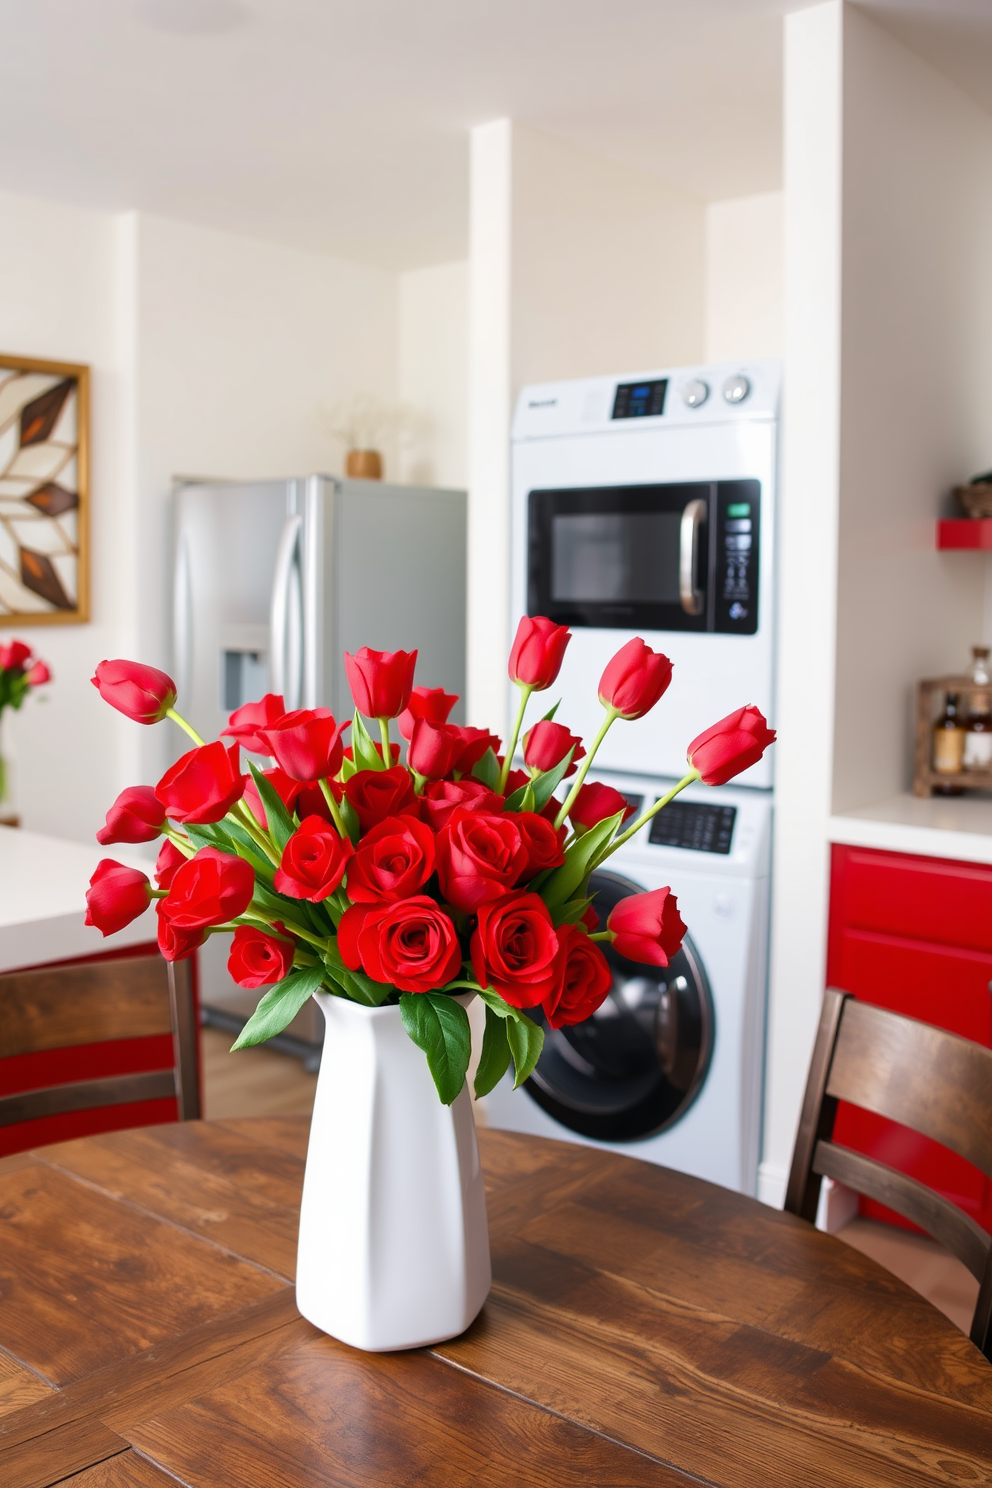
[551,511,681,605]
[612,380,667,419]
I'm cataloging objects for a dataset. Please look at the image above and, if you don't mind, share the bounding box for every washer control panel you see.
[648,801,737,855]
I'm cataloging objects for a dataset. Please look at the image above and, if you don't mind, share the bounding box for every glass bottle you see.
[971,646,991,687]
[963,689,992,772]
[933,692,966,776]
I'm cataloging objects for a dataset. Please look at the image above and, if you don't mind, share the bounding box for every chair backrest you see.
[785,987,992,1359]
[0,952,200,1136]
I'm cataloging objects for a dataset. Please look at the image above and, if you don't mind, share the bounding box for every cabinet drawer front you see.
[829,930,992,1045]
[830,844,992,952]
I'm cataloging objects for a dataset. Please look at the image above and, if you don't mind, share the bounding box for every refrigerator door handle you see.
[173,528,193,700]
[270,514,304,703]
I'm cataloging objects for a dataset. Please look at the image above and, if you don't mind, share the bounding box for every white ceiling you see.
[1,0,991,271]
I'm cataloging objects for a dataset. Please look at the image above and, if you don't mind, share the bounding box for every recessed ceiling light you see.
[132,0,253,36]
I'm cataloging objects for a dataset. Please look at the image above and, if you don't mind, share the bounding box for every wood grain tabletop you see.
[0,1118,990,1487]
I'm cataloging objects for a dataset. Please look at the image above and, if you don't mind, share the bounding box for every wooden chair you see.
[785,987,992,1359]
[0,951,199,1152]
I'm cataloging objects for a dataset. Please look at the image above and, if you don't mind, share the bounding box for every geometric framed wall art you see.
[0,353,90,626]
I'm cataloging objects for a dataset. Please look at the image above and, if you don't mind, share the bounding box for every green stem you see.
[602,769,701,856]
[232,803,281,866]
[554,707,620,830]
[166,707,205,747]
[588,931,613,943]
[497,683,534,794]
[162,825,196,857]
[243,907,330,954]
[378,717,392,763]
[318,777,349,838]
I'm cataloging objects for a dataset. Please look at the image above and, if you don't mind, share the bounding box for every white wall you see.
[397,261,468,490]
[705,192,784,362]
[0,190,138,842]
[466,119,707,728]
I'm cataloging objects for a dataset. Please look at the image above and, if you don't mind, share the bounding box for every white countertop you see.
[0,826,157,974]
[829,793,992,864]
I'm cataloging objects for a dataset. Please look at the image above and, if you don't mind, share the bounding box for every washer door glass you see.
[525,870,714,1142]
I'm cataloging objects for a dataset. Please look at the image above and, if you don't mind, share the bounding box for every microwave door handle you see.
[270,514,304,696]
[679,499,707,617]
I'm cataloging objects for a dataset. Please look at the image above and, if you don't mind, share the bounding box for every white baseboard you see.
[757,1162,787,1209]
[757,1162,858,1233]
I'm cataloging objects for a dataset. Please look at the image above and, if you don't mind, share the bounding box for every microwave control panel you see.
[714,480,760,635]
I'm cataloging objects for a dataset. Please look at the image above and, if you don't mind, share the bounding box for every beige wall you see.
[397,260,468,490]
[705,192,784,362]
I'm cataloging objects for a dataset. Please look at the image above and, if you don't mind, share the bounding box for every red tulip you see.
[155,741,245,825]
[160,847,255,928]
[85,860,152,936]
[687,705,776,786]
[568,781,635,833]
[96,785,166,845]
[398,685,459,741]
[221,693,286,754]
[262,708,347,783]
[273,816,354,901]
[91,659,177,724]
[449,725,502,773]
[522,720,585,777]
[156,902,206,962]
[508,616,571,690]
[344,647,418,719]
[154,839,187,889]
[0,640,32,670]
[228,924,294,987]
[25,660,51,686]
[598,638,672,720]
[407,719,461,781]
[607,887,686,967]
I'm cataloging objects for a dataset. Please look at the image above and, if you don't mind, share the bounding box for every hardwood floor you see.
[198,1028,979,1340]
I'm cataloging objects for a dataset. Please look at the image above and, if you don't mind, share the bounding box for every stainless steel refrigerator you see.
[173,473,467,1058]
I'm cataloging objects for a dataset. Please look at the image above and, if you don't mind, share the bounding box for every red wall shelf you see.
[937,517,992,550]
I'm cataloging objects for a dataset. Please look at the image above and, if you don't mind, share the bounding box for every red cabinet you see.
[827,843,992,1233]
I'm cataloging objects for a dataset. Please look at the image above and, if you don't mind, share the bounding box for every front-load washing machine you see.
[482,770,772,1196]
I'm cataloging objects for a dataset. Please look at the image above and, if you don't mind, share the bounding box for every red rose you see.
[407,719,461,781]
[514,811,566,878]
[687,705,776,786]
[155,741,245,825]
[344,647,418,720]
[96,786,166,845]
[154,839,187,889]
[262,708,347,782]
[243,765,304,828]
[160,847,255,928]
[228,924,294,987]
[346,814,436,903]
[0,639,32,670]
[91,659,177,724]
[607,887,686,967]
[523,720,585,777]
[543,924,613,1028]
[568,781,635,832]
[344,765,416,831]
[598,637,673,720]
[338,896,461,993]
[435,807,528,912]
[508,615,571,690]
[221,693,286,754]
[581,903,599,933]
[470,892,560,1007]
[419,778,503,831]
[447,725,502,773]
[85,859,152,936]
[398,685,459,741]
[274,816,353,901]
[25,660,51,686]
[156,901,206,962]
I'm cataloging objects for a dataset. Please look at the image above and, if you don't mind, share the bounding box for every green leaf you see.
[231,965,327,1049]
[339,794,361,843]
[339,753,358,782]
[352,709,385,772]
[474,1003,512,1098]
[248,762,295,852]
[553,895,594,927]
[503,780,536,813]
[529,746,576,810]
[471,746,500,791]
[217,819,276,879]
[506,1014,544,1088]
[399,991,472,1105]
[324,936,392,1006]
[541,810,625,912]
[539,700,560,723]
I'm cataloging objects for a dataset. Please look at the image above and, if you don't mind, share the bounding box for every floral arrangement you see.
[85,623,774,1103]
[0,638,51,806]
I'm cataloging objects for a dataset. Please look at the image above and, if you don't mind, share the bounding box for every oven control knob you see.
[682,378,709,408]
[723,374,751,404]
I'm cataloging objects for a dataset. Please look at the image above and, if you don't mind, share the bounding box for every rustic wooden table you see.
[1,1118,990,1487]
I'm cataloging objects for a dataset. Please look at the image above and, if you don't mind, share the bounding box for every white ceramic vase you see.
[295,990,491,1352]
